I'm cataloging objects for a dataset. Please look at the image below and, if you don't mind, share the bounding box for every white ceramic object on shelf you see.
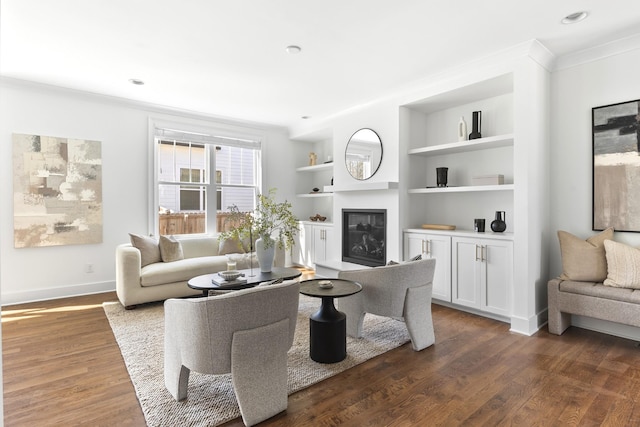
[458,116,467,141]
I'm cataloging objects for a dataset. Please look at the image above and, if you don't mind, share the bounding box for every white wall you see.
[549,46,640,275]
[0,80,293,304]
[549,44,640,339]
[326,100,402,261]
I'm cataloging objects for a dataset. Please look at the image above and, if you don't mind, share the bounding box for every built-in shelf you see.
[296,192,333,198]
[408,134,514,157]
[408,184,514,194]
[295,162,333,172]
[405,228,514,241]
[331,181,399,192]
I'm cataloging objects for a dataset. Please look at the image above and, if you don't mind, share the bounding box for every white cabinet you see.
[292,221,334,269]
[312,225,333,265]
[292,222,313,267]
[404,232,451,302]
[452,236,512,317]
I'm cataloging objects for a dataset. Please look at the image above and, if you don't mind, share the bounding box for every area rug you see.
[104,295,410,427]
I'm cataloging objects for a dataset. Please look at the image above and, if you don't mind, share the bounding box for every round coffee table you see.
[188,267,302,294]
[299,278,362,364]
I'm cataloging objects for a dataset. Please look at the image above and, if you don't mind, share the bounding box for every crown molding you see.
[0,76,288,133]
[554,32,640,71]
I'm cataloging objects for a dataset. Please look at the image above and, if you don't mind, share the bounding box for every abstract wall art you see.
[13,133,103,248]
[592,99,640,232]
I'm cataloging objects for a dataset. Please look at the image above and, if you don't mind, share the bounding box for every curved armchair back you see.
[337,259,436,351]
[338,258,436,317]
[164,280,300,374]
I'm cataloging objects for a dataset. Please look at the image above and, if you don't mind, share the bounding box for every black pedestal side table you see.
[299,279,362,364]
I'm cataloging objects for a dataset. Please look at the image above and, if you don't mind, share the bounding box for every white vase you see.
[255,237,275,272]
[458,116,467,141]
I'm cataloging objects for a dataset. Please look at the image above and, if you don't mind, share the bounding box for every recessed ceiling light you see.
[129,78,145,85]
[561,11,588,24]
[285,45,302,54]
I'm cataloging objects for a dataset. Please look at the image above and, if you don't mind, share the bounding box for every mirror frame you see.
[344,128,383,181]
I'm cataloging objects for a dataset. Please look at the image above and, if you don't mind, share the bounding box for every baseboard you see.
[571,315,640,341]
[432,299,510,325]
[2,280,116,306]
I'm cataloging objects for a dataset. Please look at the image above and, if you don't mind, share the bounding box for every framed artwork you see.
[592,99,640,232]
[13,133,103,248]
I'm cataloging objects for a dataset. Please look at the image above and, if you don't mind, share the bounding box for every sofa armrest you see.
[116,244,142,307]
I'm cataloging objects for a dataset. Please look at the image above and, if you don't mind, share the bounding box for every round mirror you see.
[345,128,383,180]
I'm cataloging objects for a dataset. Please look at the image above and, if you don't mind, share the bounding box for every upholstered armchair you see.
[337,258,436,351]
[164,280,300,426]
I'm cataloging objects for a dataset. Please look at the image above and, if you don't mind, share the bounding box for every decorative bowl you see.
[318,280,333,289]
[219,270,242,281]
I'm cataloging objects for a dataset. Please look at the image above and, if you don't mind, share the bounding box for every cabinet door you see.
[404,233,428,259]
[452,237,481,309]
[404,232,452,302]
[481,240,512,317]
[292,222,314,268]
[312,225,333,266]
[426,234,452,302]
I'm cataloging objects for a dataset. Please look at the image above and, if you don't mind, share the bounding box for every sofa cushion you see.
[604,240,640,289]
[179,236,219,258]
[219,237,245,255]
[140,256,229,287]
[129,233,161,267]
[557,227,613,282]
[159,235,184,262]
[559,280,640,304]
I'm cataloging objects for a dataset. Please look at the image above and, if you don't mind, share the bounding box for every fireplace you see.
[342,209,386,267]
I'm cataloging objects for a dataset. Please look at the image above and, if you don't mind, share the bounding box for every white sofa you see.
[116,235,282,308]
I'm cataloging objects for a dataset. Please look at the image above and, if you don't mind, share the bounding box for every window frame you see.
[149,117,263,237]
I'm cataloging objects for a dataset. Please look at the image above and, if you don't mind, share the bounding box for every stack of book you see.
[211,273,248,288]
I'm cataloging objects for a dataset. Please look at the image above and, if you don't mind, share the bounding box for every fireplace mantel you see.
[324,181,398,193]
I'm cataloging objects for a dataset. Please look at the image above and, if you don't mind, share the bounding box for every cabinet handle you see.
[475,245,480,261]
[481,245,486,262]
[427,240,431,256]
[421,240,425,254]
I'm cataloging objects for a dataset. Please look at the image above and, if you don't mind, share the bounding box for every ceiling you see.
[2,1,640,129]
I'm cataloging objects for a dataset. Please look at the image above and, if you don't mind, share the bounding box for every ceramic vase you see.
[491,211,506,232]
[255,236,275,272]
[436,167,448,187]
[458,117,467,141]
[469,111,482,140]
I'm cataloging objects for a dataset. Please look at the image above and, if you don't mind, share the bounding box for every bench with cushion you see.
[548,227,640,335]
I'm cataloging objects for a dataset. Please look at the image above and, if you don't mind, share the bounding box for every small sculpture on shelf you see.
[436,167,448,187]
[469,111,482,140]
[309,214,327,222]
[491,211,507,232]
[309,152,317,166]
[458,116,467,141]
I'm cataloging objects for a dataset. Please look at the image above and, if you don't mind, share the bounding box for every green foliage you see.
[219,188,299,250]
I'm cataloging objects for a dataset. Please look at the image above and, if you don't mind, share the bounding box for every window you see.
[152,123,261,236]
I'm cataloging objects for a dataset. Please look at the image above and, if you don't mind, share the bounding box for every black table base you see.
[309,296,346,363]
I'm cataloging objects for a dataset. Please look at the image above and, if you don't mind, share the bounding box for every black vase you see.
[469,111,482,140]
[436,167,448,187]
[491,211,506,232]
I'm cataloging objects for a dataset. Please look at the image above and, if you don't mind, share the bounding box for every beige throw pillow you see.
[159,235,184,262]
[219,237,245,255]
[604,240,640,289]
[557,227,613,282]
[129,233,161,267]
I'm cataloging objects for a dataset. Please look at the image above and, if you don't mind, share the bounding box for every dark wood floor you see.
[3,291,640,426]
